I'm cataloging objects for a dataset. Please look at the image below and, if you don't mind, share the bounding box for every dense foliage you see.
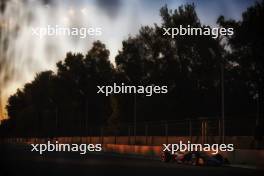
[0,2,263,137]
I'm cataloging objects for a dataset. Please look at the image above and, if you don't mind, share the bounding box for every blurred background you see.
[0,0,263,147]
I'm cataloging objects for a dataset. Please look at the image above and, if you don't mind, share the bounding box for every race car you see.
[161,151,228,166]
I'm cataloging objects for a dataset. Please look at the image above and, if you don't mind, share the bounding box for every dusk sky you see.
[0,0,257,119]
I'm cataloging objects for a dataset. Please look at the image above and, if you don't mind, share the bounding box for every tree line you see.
[0,2,263,137]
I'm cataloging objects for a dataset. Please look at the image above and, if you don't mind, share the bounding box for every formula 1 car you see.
[161,151,228,166]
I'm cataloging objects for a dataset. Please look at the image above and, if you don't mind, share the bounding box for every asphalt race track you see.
[0,144,262,176]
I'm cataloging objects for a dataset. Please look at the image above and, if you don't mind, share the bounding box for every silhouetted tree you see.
[115,4,224,122]
[218,1,264,135]
[1,3,261,137]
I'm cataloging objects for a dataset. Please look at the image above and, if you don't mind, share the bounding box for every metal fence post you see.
[134,94,137,145]
[189,119,192,143]
[205,120,208,144]
[201,120,204,145]
[128,125,131,145]
[145,123,148,145]
[218,119,221,144]
[165,121,168,144]
[101,127,104,144]
[89,128,92,144]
